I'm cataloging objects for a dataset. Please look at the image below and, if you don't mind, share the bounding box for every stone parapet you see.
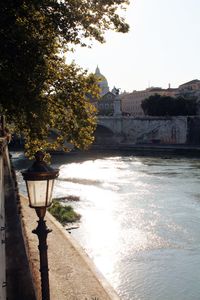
[2,143,36,300]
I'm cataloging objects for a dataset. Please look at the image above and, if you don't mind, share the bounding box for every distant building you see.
[92,68,200,117]
[178,79,200,92]
[178,80,200,98]
[91,67,117,115]
[96,91,115,116]
[120,87,177,116]
[95,66,109,96]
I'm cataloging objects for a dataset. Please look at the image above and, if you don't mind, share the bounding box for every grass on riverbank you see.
[48,200,81,225]
[53,195,80,202]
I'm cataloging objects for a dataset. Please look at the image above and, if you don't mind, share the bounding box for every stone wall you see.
[97,116,188,145]
[0,137,36,300]
[5,158,36,300]
[187,117,200,144]
[0,138,7,300]
[121,117,188,144]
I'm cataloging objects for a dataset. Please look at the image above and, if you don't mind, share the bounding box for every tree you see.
[141,94,197,117]
[0,0,129,158]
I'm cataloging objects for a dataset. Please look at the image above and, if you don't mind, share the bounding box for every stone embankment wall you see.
[0,136,36,300]
[96,116,199,145]
[0,138,7,300]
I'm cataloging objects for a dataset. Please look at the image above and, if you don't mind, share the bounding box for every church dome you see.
[95,66,109,96]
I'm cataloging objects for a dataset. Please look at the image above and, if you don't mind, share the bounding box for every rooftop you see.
[179,79,200,87]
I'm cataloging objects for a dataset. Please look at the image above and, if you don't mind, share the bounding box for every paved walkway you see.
[20,195,120,300]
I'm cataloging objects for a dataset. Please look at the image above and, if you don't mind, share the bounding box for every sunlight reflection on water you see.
[54,156,200,300]
[13,153,200,300]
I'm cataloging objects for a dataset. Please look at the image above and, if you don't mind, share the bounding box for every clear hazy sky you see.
[66,0,200,92]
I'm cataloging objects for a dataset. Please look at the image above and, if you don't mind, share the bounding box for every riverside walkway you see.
[20,195,119,300]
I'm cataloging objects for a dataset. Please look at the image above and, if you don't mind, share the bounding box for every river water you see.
[13,152,200,300]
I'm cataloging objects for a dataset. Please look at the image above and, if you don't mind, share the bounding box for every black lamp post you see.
[22,151,59,300]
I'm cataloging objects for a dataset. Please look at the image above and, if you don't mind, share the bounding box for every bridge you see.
[95,116,188,145]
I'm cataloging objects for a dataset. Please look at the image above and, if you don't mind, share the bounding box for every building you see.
[178,79,200,93]
[93,68,200,117]
[178,80,200,98]
[120,87,177,117]
[92,67,117,115]
[96,91,115,116]
[95,66,109,96]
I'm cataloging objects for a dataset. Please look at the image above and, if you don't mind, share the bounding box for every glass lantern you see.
[22,151,59,209]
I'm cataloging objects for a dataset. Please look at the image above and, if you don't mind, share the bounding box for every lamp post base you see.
[33,216,52,300]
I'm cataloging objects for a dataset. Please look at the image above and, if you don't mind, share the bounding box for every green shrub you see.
[48,200,81,225]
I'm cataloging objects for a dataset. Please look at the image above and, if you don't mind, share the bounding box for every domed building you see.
[95,66,109,96]
[92,66,118,116]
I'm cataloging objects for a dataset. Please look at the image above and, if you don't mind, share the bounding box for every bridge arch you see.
[94,124,115,145]
[97,117,117,132]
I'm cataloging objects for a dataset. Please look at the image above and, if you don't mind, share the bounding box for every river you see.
[13,151,200,300]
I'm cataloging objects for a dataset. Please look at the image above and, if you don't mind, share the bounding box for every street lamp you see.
[22,151,59,300]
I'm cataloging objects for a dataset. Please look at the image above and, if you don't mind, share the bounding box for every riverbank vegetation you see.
[53,195,80,202]
[48,200,81,225]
